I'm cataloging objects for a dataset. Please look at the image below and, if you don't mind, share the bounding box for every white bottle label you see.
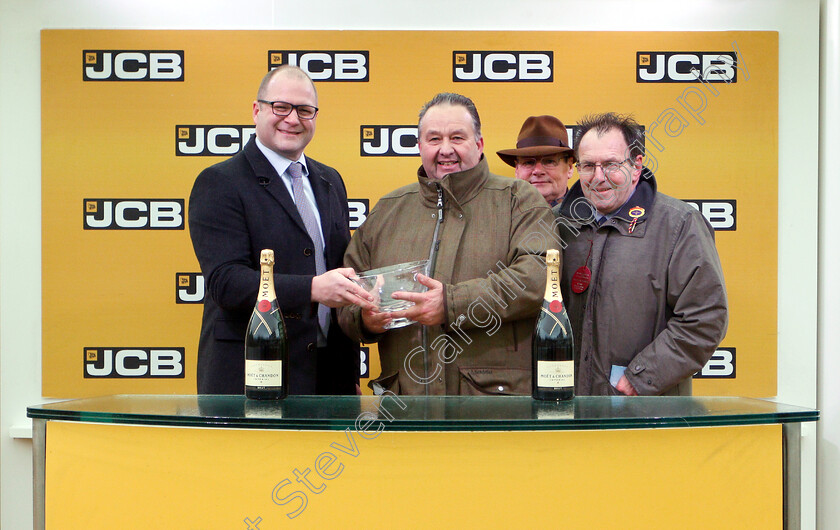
[537,360,574,388]
[245,359,282,387]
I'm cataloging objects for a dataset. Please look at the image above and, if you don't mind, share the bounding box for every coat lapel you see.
[243,140,309,235]
[308,160,333,254]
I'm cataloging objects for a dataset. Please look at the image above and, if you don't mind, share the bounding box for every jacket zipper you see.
[421,183,445,395]
[426,183,444,276]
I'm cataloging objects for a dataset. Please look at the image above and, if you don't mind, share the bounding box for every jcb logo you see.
[360,126,418,156]
[84,348,185,378]
[694,348,736,378]
[453,51,553,82]
[565,126,580,149]
[176,125,255,156]
[83,50,184,81]
[360,346,370,379]
[348,199,369,230]
[637,52,737,83]
[84,199,184,230]
[268,51,369,81]
[176,273,205,304]
[684,200,736,231]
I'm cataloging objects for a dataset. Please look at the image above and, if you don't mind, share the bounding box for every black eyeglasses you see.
[258,100,319,120]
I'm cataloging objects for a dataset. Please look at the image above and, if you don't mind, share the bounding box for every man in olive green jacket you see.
[338,93,557,396]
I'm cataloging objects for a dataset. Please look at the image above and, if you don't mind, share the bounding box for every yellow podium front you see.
[29,395,816,529]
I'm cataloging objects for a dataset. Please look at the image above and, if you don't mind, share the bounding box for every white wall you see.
[818,0,840,528]
[0,0,825,528]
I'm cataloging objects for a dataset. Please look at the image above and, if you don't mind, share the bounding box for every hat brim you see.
[496,145,575,167]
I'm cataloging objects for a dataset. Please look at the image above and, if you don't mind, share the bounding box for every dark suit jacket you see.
[188,138,359,395]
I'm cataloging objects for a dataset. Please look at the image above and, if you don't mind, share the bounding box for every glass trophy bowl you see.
[353,260,429,329]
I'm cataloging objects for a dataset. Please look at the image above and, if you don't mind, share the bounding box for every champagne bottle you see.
[245,249,288,400]
[532,249,575,401]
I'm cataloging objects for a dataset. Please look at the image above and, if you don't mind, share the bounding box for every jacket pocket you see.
[458,367,530,396]
[213,318,247,342]
[368,371,400,395]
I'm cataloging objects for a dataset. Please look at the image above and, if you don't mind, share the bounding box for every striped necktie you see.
[288,162,330,339]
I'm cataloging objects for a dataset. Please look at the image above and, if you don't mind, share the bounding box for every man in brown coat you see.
[555,112,728,396]
[338,93,557,396]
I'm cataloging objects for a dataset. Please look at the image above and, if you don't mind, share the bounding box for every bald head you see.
[257,65,318,104]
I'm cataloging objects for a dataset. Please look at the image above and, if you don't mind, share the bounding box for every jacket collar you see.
[243,137,333,244]
[416,155,490,207]
[244,136,278,181]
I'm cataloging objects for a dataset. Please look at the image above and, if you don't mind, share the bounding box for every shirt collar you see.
[594,195,633,223]
[547,192,566,208]
[254,137,308,178]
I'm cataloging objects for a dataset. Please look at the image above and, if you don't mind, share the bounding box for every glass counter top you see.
[27,395,819,431]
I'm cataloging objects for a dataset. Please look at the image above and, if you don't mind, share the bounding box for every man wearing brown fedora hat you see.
[497,115,576,207]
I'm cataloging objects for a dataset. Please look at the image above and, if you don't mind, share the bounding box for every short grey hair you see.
[418,92,482,138]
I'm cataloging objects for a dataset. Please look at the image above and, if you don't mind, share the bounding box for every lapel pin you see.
[628,206,645,234]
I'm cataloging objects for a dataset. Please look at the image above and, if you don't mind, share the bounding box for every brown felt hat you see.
[496,115,574,167]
